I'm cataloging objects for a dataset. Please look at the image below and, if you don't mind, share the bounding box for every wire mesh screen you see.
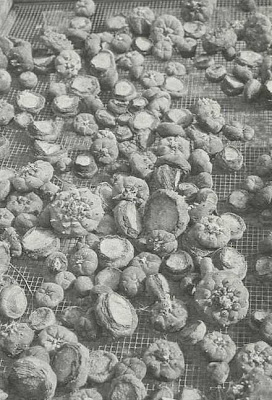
[1,0,272,399]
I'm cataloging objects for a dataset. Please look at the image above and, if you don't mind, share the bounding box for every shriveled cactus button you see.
[105,14,128,31]
[69,246,98,276]
[70,74,100,97]
[19,71,38,89]
[14,213,38,235]
[221,75,244,96]
[162,76,188,98]
[220,212,246,240]
[0,168,15,182]
[145,229,178,256]
[0,208,14,228]
[108,298,133,325]
[162,250,194,281]
[144,189,190,237]
[236,50,263,67]
[96,213,116,235]
[95,267,121,291]
[212,247,247,279]
[0,284,27,319]
[52,342,89,391]
[120,266,146,297]
[52,94,80,117]
[249,309,269,331]
[48,188,104,237]
[215,145,243,172]
[129,150,157,180]
[233,63,253,83]
[225,145,241,162]
[19,345,50,363]
[200,331,237,362]
[115,357,147,381]
[14,112,34,129]
[7,192,43,217]
[195,98,225,134]
[0,179,11,202]
[207,361,230,385]
[141,70,165,88]
[111,33,132,55]
[184,21,206,39]
[48,81,67,99]
[133,36,153,53]
[177,38,198,58]
[38,324,78,353]
[228,190,251,213]
[0,99,14,126]
[259,313,272,345]
[111,174,149,207]
[150,297,188,333]
[73,113,98,136]
[73,276,94,297]
[194,53,215,69]
[130,252,161,275]
[259,232,272,254]
[8,356,57,400]
[94,182,114,212]
[264,80,272,99]
[28,119,62,142]
[222,120,255,142]
[55,49,82,79]
[95,291,138,337]
[165,107,193,127]
[88,350,118,383]
[0,242,10,274]
[114,200,142,239]
[143,339,185,381]
[195,271,249,326]
[33,137,62,157]
[180,388,207,400]
[109,374,147,400]
[178,320,206,345]
[108,98,129,116]
[130,110,159,132]
[35,282,64,308]
[127,6,155,36]
[0,69,11,94]
[29,307,56,331]
[45,251,68,274]
[60,306,83,329]
[77,308,100,340]
[256,256,272,280]
[0,137,10,161]
[95,109,116,128]
[150,386,174,400]
[12,160,54,192]
[74,154,98,179]
[145,273,170,300]
[235,341,272,375]
[244,78,262,102]
[70,389,103,400]
[0,322,34,357]
[98,235,134,269]
[205,64,227,83]
[177,182,199,202]
[114,79,137,102]
[16,91,45,114]
[115,125,133,142]
[91,50,114,71]
[22,227,60,259]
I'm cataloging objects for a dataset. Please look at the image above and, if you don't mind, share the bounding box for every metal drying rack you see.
[1,1,272,399]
